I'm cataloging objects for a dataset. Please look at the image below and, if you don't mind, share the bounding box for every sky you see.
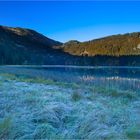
[0,1,140,42]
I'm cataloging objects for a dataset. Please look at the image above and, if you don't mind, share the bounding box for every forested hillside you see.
[62,33,140,56]
[0,25,64,64]
[0,25,140,66]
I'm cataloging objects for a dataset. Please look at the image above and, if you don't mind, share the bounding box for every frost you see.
[0,74,140,139]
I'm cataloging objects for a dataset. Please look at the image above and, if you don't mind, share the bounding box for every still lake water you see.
[0,66,140,92]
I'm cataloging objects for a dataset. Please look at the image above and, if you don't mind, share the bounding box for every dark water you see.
[40,66,140,78]
[0,66,140,92]
[39,66,140,91]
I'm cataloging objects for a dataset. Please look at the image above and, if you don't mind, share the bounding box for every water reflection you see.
[0,66,140,92]
[40,66,140,91]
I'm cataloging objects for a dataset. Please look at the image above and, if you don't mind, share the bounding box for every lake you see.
[0,65,140,92]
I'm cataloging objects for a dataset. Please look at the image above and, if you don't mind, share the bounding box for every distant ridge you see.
[0,25,62,47]
[61,32,140,56]
[0,25,140,66]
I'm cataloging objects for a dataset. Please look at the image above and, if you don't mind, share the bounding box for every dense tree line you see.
[0,26,140,66]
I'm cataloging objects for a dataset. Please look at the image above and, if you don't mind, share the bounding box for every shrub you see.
[72,90,82,101]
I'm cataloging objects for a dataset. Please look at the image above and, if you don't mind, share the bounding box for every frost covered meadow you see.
[0,67,140,139]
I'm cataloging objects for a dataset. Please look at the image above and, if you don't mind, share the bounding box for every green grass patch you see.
[126,124,140,139]
[0,73,80,89]
[0,117,12,139]
[91,86,138,99]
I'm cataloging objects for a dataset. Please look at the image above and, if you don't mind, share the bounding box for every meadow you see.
[0,70,140,139]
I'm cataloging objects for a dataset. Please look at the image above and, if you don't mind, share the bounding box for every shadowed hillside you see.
[0,25,66,64]
[0,25,140,66]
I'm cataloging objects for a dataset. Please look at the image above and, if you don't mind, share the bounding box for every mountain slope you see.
[61,33,140,56]
[0,26,65,64]
[0,26,62,48]
[0,25,140,66]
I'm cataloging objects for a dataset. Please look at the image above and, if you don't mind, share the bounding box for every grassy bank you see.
[0,73,140,139]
